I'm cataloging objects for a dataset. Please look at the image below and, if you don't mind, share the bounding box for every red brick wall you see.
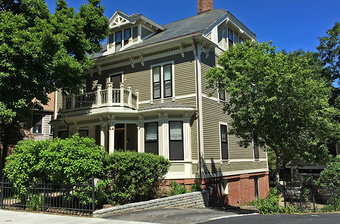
[163,171,270,207]
[197,0,214,14]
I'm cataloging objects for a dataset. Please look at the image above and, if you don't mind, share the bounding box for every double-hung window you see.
[152,63,173,100]
[219,90,226,101]
[33,115,42,134]
[145,122,158,155]
[220,124,229,160]
[169,121,184,160]
[228,28,234,47]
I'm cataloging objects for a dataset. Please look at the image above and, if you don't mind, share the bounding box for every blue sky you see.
[45,0,340,53]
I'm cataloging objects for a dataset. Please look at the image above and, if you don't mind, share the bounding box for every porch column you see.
[137,118,144,153]
[100,124,106,149]
[108,123,115,154]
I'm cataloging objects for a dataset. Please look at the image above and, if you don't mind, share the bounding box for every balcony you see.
[62,83,138,111]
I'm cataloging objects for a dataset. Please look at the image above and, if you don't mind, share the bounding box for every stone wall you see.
[93,191,209,218]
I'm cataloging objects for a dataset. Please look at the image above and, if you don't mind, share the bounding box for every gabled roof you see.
[93,9,254,59]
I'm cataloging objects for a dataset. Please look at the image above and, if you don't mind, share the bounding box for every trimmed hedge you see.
[96,151,170,206]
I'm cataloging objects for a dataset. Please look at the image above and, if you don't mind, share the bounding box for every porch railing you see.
[63,83,138,111]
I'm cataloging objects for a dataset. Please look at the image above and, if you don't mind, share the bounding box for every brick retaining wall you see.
[93,190,209,217]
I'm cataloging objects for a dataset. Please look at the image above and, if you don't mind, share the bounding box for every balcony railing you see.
[63,83,138,111]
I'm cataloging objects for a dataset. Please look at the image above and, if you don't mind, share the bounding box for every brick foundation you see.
[164,171,269,207]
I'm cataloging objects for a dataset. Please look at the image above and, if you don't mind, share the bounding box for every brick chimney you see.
[197,0,213,14]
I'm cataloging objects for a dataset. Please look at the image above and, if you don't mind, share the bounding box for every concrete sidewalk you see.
[0,210,154,224]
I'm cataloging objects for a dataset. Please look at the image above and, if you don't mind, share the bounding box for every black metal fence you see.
[282,174,338,212]
[0,177,95,215]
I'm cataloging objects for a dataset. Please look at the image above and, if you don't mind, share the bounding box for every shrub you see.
[315,157,340,211]
[255,188,283,214]
[26,195,43,211]
[284,204,297,214]
[190,184,202,192]
[167,182,187,196]
[98,151,170,206]
[4,134,105,200]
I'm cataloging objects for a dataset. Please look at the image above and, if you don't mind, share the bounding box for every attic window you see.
[124,28,131,45]
[228,28,234,47]
[115,31,122,51]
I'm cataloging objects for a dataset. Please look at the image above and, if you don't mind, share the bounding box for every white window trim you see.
[150,61,175,103]
[219,121,230,162]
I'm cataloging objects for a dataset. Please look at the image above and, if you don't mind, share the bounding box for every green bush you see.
[190,184,202,192]
[4,134,105,201]
[284,205,297,214]
[254,188,283,214]
[167,182,187,196]
[97,151,170,206]
[26,195,43,211]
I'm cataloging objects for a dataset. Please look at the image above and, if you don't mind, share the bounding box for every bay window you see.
[169,121,184,160]
[145,122,158,155]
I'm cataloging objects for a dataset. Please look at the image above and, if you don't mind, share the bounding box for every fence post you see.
[92,177,95,213]
[42,181,46,212]
[0,176,4,208]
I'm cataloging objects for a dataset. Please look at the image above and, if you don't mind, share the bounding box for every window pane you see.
[228,28,233,42]
[115,31,122,43]
[109,33,114,43]
[153,82,161,98]
[220,125,227,142]
[219,90,225,101]
[164,64,172,81]
[170,122,182,141]
[164,80,172,97]
[239,37,244,44]
[124,28,131,41]
[153,67,160,82]
[145,123,158,141]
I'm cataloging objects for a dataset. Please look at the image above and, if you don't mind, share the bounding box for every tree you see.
[0,0,108,174]
[205,41,340,184]
[317,22,340,84]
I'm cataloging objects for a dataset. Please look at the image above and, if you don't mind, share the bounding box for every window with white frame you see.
[152,63,173,100]
[145,122,158,155]
[169,121,184,160]
[219,90,226,101]
[221,180,229,195]
[220,124,229,160]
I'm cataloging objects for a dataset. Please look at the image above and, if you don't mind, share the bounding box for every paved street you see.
[200,213,340,224]
[104,208,258,224]
[0,210,152,224]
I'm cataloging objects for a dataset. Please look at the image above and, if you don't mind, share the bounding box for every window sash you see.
[163,64,172,98]
[152,66,161,99]
[220,124,229,159]
[33,115,42,134]
[169,121,184,160]
[219,90,226,101]
[254,144,260,160]
[124,28,131,44]
[115,31,122,44]
[145,122,158,155]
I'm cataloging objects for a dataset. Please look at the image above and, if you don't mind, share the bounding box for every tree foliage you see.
[4,134,105,195]
[317,22,340,83]
[0,0,108,174]
[205,41,340,177]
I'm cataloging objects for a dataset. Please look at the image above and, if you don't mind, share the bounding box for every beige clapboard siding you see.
[202,97,254,160]
[88,51,196,104]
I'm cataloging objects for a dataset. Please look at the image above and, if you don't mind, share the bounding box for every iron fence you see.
[282,174,339,212]
[0,177,95,215]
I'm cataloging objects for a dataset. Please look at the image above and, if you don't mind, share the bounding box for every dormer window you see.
[115,31,122,51]
[124,28,131,45]
[228,28,234,47]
